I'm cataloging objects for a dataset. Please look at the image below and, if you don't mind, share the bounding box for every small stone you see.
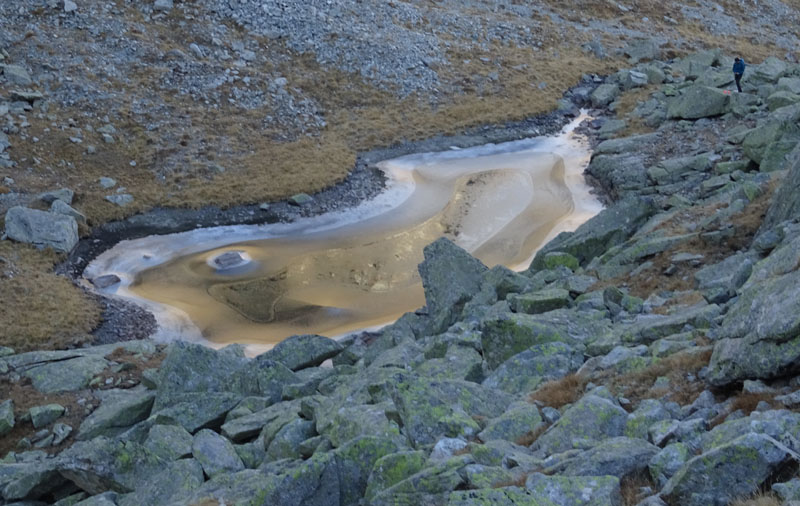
[289,193,313,206]
[52,423,73,445]
[153,0,173,11]
[189,43,204,58]
[102,133,114,144]
[29,404,65,429]
[213,251,248,270]
[64,0,77,12]
[86,145,96,154]
[99,177,116,188]
[105,194,134,206]
[50,199,87,224]
[91,274,121,289]
[429,437,468,461]
[33,434,55,448]
[38,187,74,205]
[2,65,33,86]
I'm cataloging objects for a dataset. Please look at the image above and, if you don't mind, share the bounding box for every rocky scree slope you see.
[3,53,800,505]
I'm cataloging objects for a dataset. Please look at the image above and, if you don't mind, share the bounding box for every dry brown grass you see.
[591,177,778,301]
[0,377,91,457]
[492,474,529,489]
[0,242,101,352]
[616,85,659,136]
[0,344,165,456]
[620,472,656,506]
[730,492,782,506]
[607,348,713,407]
[674,24,783,64]
[528,374,589,409]
[709,392,783,428]
[514,423,551,447]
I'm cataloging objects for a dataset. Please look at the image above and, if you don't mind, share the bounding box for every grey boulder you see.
[4,206,79,253]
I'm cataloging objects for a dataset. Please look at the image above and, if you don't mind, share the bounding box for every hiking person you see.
[733,57,746,92]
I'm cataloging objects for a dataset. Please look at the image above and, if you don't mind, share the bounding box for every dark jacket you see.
[733,60,746,75]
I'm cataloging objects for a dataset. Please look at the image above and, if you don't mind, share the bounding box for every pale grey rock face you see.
[4,206,78,253]
[667,86,731,119]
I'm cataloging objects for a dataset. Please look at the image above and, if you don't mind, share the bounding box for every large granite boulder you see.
[364,450,427,500]
[56,438,169,494]
[153,342,297,411]
[482,342,584,395]
[371,455,473,505]
[390,376,513,447]
[478,401,544,443]
[591,83,620,107]
[661,433,799,506]
[524,473,622,505]
[707,269,800,385]
[667,86,730,119]
[528,196,657,271]
[552,437,659,479]
[533,394,628,455]
[4,206,79,253]
[418,238,488,333]
[480,309,611,369]
[191,429,245,478]
[586,153,648,198]
[116,459,204,506]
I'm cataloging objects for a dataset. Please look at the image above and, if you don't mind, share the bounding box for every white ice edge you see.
[84,112,603,355]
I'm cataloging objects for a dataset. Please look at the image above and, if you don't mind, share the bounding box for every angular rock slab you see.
[257,334,342,371]
[23,355,108,394]
[78,389,155,440]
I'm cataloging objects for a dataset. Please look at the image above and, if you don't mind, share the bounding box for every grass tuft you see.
[529,374,589,409]
[0,242,101,352]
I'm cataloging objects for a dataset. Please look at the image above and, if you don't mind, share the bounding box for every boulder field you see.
[3,53,800,505]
